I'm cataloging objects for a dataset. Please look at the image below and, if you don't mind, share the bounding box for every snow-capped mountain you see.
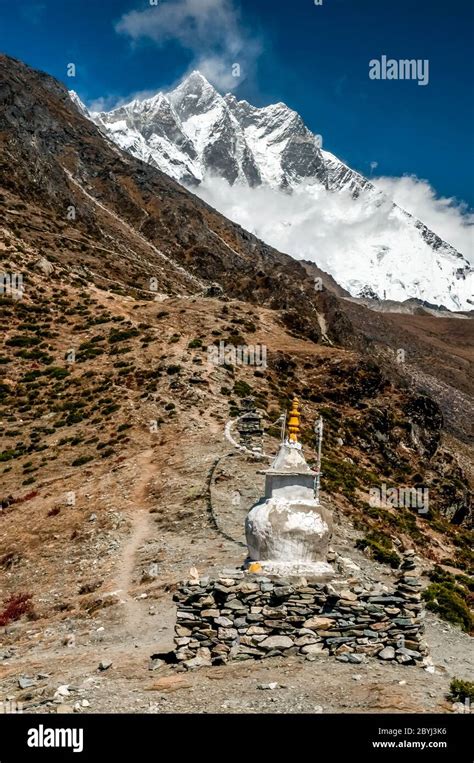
[70,72,473,311]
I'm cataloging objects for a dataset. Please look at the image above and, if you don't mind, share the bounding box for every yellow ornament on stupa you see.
[287,397,301,443]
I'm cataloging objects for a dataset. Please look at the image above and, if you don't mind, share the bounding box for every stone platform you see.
[172,552,427,669]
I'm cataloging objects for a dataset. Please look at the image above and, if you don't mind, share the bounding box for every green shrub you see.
[45,366,70,380]
[109,328,139,344]
[0,449,24,462]
[233,380,252,398]
[103,404,120,415]
[422,582,472,632]
[72,455,93,467]
[447,678,474,704]
[188,338,203,349]
[5,335,36,347]
[356,530,400,568]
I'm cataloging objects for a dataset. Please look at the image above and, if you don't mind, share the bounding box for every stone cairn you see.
[172,550,427,669]
[236,398,263,455]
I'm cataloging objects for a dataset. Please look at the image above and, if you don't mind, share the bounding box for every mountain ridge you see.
[73,71,473,312]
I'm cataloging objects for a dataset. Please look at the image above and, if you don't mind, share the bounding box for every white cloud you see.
[115,0,261,91]
[193,175,473,309]
[373,175,474,263]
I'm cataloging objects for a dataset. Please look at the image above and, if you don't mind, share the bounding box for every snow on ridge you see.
[68,74,473,312]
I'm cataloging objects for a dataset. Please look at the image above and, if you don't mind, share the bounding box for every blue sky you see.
[0,0,473,209]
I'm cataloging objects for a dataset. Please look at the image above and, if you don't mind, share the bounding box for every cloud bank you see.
[193,174,473,307]
[373,175,474,264]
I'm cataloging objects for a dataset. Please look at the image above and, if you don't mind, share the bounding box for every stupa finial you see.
[287,397,301,443]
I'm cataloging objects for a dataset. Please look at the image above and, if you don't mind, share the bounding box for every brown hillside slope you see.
[0,54,472,713]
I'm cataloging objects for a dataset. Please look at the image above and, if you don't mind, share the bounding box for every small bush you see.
[233,380,252,398]
[447,678,474,704]
[45,366,70,380]
[356,531,400,568]
[5,335,36,348]
[109,328,140,344]
[188,338,203,349]
[0,593,33,626]
[71,455,93,467]
[422,582,472,632]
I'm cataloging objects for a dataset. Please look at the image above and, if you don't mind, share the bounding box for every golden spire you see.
[287,397,301,443]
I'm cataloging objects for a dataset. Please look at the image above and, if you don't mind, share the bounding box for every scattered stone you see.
[396,653,413,665]
[184,648,212,669]
[53,685,70,700]
[257,682,279,690]
[98,660,112,672]
[397,647,422,661]
[34,256,54,276]
[301,643,325,655]
[18,676,35,689]
[378,647,396,661]
[141,563,160,582]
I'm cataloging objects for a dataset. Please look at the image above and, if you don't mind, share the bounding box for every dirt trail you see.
[115,449,156,637]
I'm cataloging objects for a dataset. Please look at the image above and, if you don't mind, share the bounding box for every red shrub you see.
[0,593,33,626]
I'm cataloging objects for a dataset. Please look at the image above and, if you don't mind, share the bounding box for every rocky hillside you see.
[0,54,472,714]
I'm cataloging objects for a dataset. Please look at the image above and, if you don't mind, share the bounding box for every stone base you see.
[172,567,427,669]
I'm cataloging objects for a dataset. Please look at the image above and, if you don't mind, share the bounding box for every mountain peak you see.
[85,69,472,311]
[172,70,216,96]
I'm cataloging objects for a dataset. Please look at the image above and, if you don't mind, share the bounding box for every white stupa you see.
[245,398,334,578]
